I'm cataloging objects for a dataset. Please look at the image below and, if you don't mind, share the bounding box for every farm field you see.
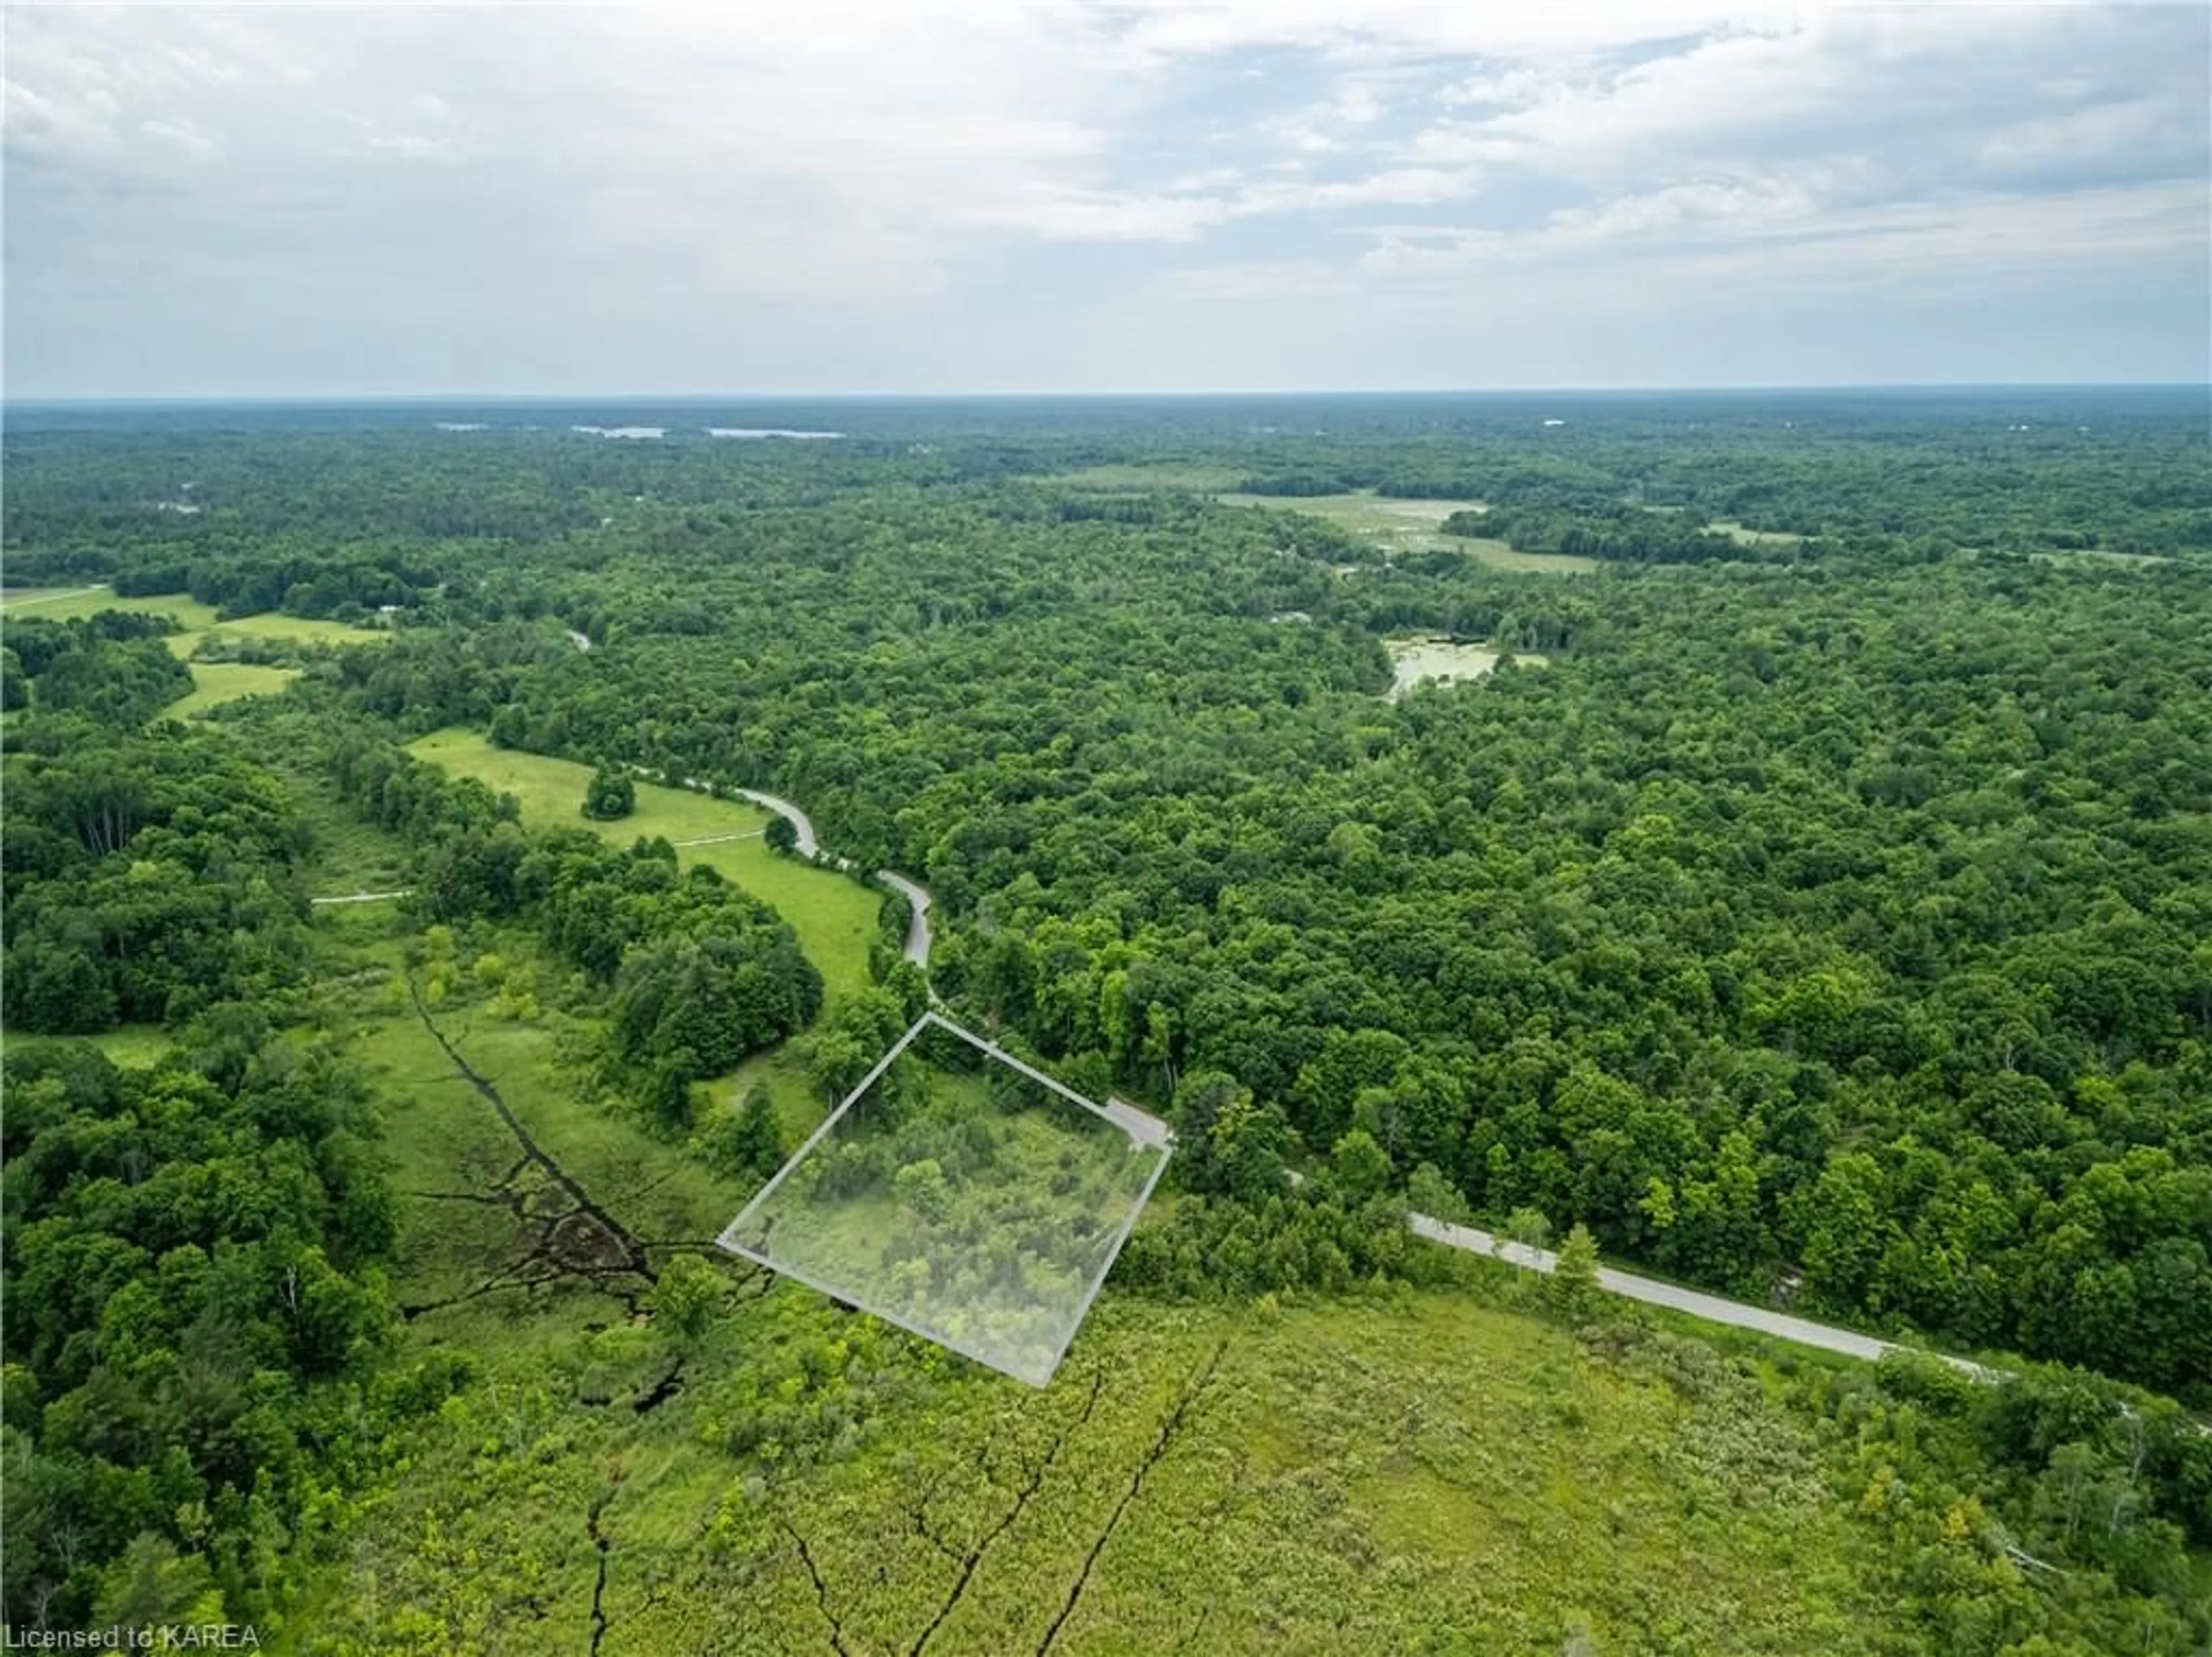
[407,727,884,1004]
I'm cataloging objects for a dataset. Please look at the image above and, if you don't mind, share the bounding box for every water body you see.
[705,427,846,440]
[434,422,487,432]
[570,425,665,439]
[1385,636,1502,701]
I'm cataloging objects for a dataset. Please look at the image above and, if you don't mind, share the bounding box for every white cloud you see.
[1357,178,2211,296]
[999,188,1233,243]
[1106,1,1782,62]
[138,116,220,162]
[995,162,1484,241]
[4,0,2204,392]
[1160,260,1358,300]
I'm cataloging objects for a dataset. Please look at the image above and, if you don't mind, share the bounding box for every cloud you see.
[138,117,220,164]
[988,188,1233,243]
[3,0,2205,393]
[1158,260,1358,300]
[1359,178,2210,282]
[1104,1,1777,63]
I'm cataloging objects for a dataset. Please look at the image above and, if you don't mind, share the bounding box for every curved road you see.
[650,777,934,969]
[647,766,2000,1379]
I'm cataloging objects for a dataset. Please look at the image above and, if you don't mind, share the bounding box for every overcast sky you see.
[5,1,2207,398]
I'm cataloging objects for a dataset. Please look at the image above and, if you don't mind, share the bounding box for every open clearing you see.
[0,585,389,648]
[321,1162,1895,1657]
[1043,462,1247,491]
[1221,490,1601,575]
[87,1024,174,1067]
[1385,635,1550,699]
[407,728,882,1004]
[2031,547,2169,567]
[1711,520,1806,548]
[1219,489,1484,533]
[1,586,392,714]
[165,660,301,716]
[0,586,107,611]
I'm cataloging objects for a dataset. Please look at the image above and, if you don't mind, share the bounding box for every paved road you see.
[874,869,934,967]
[639,765,2016,1380]
[1408,1213,1994,1377]
[662,779,938,972]
[728,786,827,858]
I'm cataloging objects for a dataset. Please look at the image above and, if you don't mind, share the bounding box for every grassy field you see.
[1043,463,1248,491]
[1219,491,1601,576]
[87,1024,174,1066]
[0,585,388,645]
[0,586,117,612]
[407,728,882,1005]
[306,1213,1895,1655]
[166,660,302,716]
[2,586,391,714]
[343,982,748,1307]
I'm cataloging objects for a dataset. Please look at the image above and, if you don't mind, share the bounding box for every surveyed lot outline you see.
[717,1011,1172,1386]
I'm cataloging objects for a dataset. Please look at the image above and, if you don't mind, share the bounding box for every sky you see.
[5,1,2209,398]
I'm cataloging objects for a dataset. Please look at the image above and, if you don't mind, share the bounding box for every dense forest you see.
[2,390,2207,1653]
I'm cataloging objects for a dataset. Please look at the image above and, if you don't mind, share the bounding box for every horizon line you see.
[6,379,2210,408]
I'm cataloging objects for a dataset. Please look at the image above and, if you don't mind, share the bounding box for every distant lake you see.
[571,425,665,438]
[706,427,846,440]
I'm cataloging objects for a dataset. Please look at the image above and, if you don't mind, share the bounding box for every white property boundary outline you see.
[715,1010,1175,1387]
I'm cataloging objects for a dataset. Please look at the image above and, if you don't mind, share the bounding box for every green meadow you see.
[165,660,303,715]
[1218,490,1603,574]
[407,728,883,1006]
[1,585,391,714]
